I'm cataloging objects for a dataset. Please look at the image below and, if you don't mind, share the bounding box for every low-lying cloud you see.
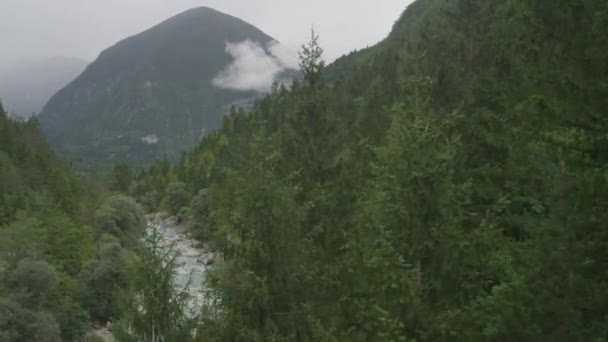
[212,40,298,93]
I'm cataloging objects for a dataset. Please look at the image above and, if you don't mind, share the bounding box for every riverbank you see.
[147,212,215,315]
[87,213,214,340]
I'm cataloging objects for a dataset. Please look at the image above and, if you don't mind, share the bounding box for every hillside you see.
[127,0,608,340]
[0,100,169,340]
[0,102,92,340]
[3,0,606,340]
[38,7,293,165]
[0,57,88,118]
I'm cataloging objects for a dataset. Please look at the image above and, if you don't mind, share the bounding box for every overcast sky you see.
[0,0,412,66]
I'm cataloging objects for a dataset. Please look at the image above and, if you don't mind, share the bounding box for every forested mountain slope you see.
[0,102,150,341]
[0,103,82,222]
[0,102,92,340]
[126,0,608,340]
[38,7,287,166]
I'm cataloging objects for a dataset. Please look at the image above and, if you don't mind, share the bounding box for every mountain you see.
[38,7,293,165]
[0,57,88,118]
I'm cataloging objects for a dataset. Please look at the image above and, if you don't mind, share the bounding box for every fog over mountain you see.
[0,57,88,117]
[0,0,410,64]
[212,40,299,93]
[37,7,289,165]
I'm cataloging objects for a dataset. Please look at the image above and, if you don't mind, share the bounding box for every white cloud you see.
[212,40,297,93]
[268,41,299,69]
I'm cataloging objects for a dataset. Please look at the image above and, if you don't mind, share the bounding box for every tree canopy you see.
[133,0,608,340]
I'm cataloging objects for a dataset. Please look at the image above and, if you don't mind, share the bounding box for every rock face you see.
[87,327,114,342]
[37,7,285,165]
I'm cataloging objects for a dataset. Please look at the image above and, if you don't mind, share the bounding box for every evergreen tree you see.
[114,226,195,342]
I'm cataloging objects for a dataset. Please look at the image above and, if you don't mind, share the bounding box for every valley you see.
[1,0,607,341]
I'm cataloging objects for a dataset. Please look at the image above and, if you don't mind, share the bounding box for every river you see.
[89,214,213,341]
[147,213,215,314]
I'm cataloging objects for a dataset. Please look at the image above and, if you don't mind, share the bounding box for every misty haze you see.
[0,0,404,117]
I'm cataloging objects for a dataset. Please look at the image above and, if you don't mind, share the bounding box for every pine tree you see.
[114,226,195,342]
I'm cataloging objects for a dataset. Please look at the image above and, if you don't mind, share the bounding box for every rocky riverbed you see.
[147,213,215,315]
[88,213,213,341]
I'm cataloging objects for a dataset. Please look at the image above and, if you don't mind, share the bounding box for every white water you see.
[89,214,213,340]
[147,213,215,315]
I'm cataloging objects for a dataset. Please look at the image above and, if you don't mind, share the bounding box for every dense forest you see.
[0,102,182,341]
[2,0,608,340]
[127,0,608,340]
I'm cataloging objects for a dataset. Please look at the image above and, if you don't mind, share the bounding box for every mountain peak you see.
[153,6,247,29]
[180,6,221,15]
[38,8,278,165]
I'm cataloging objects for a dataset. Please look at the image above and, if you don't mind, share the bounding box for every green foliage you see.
[10,258,59,301]
[110,163,134,193]
[0,298,62,342]
[189,189,210,240]
[94,195,146,245]
[0,215,44,267]
[0,213,97,340]
[299,29,325,88]
[3,0,607,340]
[114,226,196,341]
[81,234,135,323]
[139,1,608,340]
[163,181,191,216]
[0,112,80,224]
[1,89,194,340]
[0,105,110,340]
[0,103,156,339]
